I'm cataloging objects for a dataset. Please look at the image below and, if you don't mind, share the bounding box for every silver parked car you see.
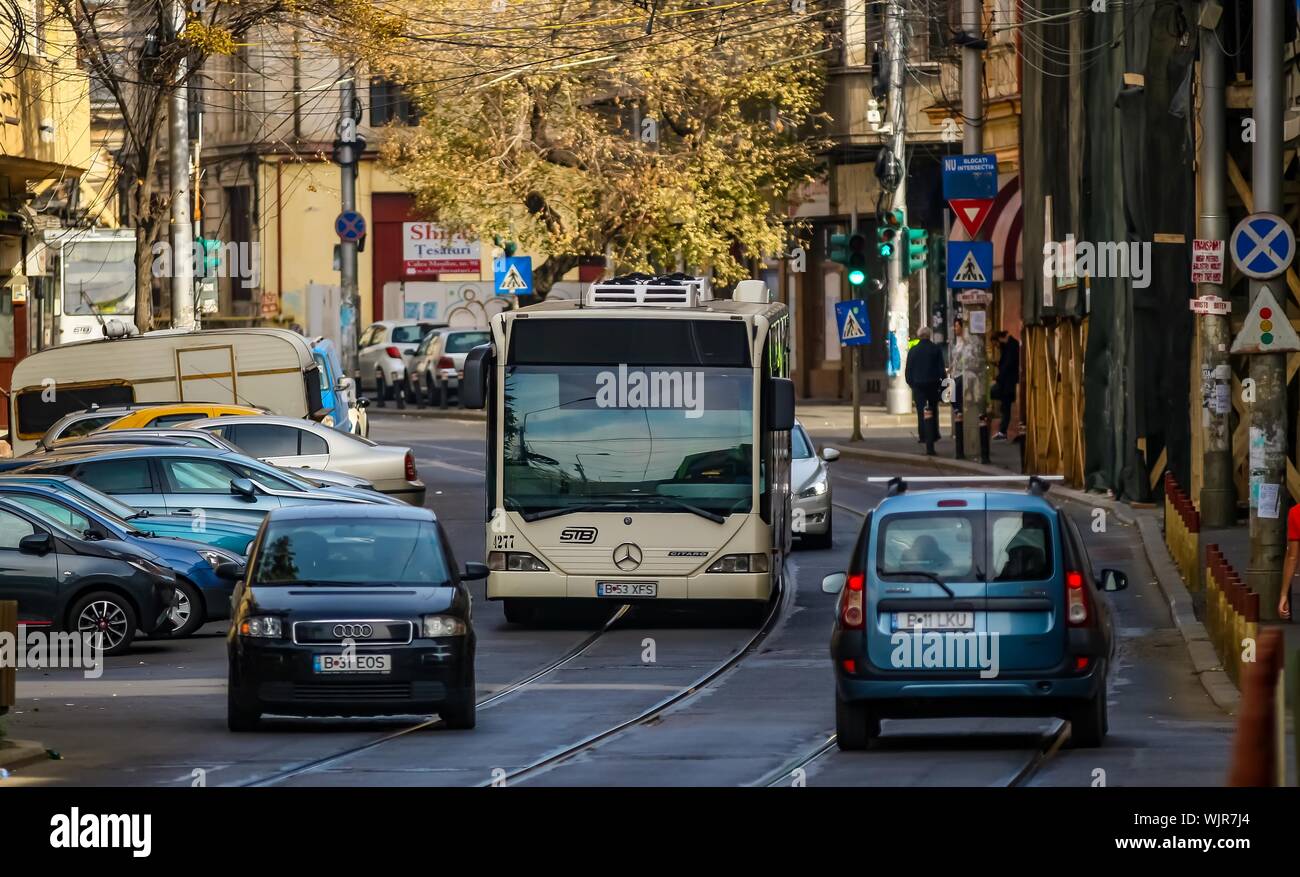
[791,420,838,549]
[356,319,443,403]
[407,327,492,407]
[182,415,426,505]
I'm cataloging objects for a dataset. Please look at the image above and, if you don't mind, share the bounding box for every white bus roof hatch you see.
[585,274,712,308]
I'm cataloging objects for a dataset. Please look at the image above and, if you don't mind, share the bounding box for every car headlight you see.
[239,616,282,638]
[488,551,549,572]
[422,615,468,637]
[799,479,829,499]
[707,553,770,574]
[128,557,171,578]
[200,549,240,570]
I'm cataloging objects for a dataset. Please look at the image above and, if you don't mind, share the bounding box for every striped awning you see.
[949,173,1023,282]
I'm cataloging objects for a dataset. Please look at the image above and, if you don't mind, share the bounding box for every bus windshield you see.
[62,240,136,316]
[503,366,754,518]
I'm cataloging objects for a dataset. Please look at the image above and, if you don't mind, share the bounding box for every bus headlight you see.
[422,615,467,637]
[707,553,770,574]
[488,551,549,572]
[799,479,828,498]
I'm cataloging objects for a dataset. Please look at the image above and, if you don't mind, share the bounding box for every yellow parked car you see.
[102,403,266,431]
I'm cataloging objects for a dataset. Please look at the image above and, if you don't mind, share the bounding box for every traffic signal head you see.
[199,238,221,276]
[905,227,928,276]
[829,232,851,267]
[847,233,868,286]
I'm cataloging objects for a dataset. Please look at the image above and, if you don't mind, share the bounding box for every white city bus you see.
[41,228,138,346]
[461,275,795,624]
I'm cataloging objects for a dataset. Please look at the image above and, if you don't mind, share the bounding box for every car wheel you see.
[503,599,536,625]
[160,579,205,638]
[72,591,137,657]
[835,695,880,751]
[441,674,477,730]
[1067,688,1107,748]
[227,682,261,732]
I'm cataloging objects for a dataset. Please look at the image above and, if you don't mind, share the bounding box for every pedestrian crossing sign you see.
[835,299,871,347]
[494,256,533,296]
[1230,286,1300,354]
[947,240,993,289]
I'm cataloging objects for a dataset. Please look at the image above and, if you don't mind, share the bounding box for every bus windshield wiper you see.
[882,569,956,598]
[609,494,725,524]
[519,496,725,524]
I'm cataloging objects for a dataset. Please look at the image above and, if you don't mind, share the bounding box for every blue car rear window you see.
[878,514,975,579]
[989,512,1053,580]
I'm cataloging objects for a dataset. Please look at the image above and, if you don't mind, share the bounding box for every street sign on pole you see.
[1189,294,1230,316]
[835,299,871,346]
[942,154,998,201]
[956,290,992,304]
[1230,287,1300,353]
[335,210,366,241]
[1191,238,1225,285]
[947,240,993,288]
[494,256,533,296]
[1230,212,1295,279]
[949,198,993,237]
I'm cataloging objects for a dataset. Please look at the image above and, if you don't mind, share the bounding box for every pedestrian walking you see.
[949,317,974,413]
[1281,503,1299,620]
[905,326,945,443]
[991,330,1020,440]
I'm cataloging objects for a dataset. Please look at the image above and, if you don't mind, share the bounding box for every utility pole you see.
[883,0,910,415]
[1248,0,1286,619]
[337,68,361,376]
[959,0,986,456]
[1197,5,1233,526]
[168,0,195,330]
[850,212,862,440]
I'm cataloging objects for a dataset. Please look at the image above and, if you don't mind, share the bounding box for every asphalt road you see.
[0,412,1233,787]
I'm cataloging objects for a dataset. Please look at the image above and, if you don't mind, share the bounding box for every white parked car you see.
[355,319,443,404]
[182,415,426,505]
[792,420,838,549]
[407,327,492,407]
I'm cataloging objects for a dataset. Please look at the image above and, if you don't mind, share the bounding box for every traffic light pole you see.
[850,213,863,441]
[884,0,910,416]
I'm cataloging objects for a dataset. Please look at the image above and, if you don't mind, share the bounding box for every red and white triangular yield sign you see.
[950,198,994,237]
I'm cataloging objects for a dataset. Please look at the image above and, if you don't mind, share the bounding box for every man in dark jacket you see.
[905,327,945,444]
[992,331,1020,439]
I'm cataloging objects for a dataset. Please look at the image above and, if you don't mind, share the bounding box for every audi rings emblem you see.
[613,542,643,571]
[333,623,374,638]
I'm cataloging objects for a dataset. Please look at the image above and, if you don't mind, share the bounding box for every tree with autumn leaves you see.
[356,0,829,297]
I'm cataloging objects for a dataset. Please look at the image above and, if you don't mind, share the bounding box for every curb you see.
[828,442,1240,715]
[367,407,486,422]
[0,738,47,772]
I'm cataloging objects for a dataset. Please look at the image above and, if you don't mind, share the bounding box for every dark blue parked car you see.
[0,483,245,637]
[822,476,1127,750]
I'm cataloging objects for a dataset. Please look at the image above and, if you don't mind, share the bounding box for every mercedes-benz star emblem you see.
[613,542,643,571]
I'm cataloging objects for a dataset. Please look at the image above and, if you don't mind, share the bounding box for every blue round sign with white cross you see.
[1230,212,1295,280]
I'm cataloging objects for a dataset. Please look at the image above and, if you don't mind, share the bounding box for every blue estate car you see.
[0,482,246,637]
[822,476,1128,750]
[0,474,261,554]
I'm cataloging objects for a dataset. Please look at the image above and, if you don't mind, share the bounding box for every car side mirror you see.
[19,531,54,556]
[822,572,846,594]
[461,343,493,410]
[765,377,796,432]
[462,561,489,581]
[215,560,246,581]
[337,376,354,393]
[822,448,840,463]
[1101,568,1128,592]
[230,477,257,500]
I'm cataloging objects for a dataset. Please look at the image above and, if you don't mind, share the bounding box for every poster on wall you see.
[402,223,481,275]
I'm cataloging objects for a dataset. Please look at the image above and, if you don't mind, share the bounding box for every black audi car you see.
[226,504,485,731]
[0,497,177,655]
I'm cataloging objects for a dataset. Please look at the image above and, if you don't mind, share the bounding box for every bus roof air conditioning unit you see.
[732,280,771,304]
[585,274,711,308]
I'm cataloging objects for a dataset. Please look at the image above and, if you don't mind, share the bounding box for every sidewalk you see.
[800,400,1241,715]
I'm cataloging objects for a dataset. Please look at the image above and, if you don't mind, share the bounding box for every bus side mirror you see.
[765,377,795,432]
[461,344,493,410]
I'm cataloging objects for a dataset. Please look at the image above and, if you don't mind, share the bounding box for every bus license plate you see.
[597,582,657,598]
[314,654,392,674]
[892,612,974,631]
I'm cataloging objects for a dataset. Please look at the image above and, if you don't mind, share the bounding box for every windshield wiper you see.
[521,502,610,522]
[610,494,725,524]
[882,569,956,598]
[520,495,725,524]
[125,510,151,520]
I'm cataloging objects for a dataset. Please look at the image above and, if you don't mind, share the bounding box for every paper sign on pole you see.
[1191,239,1225,285]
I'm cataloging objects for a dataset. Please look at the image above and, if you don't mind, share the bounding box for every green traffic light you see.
[848,268,866,285]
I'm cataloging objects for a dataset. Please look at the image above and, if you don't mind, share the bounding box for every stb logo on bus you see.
[595,365,704,418]
[560,527,599,544]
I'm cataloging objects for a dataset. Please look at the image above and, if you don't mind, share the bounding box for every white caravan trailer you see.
[7,328,327,453]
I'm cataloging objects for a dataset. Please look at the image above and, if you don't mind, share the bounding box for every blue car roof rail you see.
[867,475,1065,496]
